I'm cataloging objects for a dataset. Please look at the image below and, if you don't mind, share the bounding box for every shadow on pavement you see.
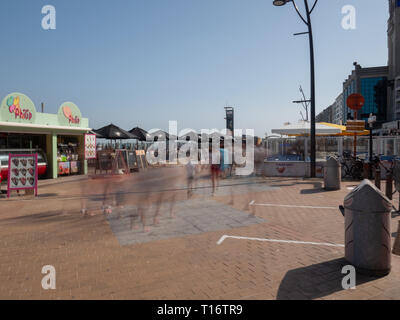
[267,180,323,190]
[37,193,59,198]
[0,209,83,226]
[276,258,382,300]
[299,183,328,195]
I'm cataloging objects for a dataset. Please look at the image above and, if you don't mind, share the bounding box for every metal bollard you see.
[324,156,341,190]
[386,172,393,200]
[375,167,381,190]
[343,179,392,276]
[393,221,400,256]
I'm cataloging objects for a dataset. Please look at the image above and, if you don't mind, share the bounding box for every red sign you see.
[346,93,365,111]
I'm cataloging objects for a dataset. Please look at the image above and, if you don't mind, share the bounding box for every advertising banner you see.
[58,162,70,175]
[84,133,97,159]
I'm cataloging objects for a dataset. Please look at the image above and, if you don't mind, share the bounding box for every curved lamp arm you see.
[290,0,308,26]
[289,0,319,25]
[309,0,319,14]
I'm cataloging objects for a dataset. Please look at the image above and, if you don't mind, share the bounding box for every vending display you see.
[7,153,38,197]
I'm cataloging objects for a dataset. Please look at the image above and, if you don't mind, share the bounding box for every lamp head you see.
[273,0,289,6]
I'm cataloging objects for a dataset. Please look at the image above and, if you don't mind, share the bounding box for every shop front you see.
[0,92,91,180]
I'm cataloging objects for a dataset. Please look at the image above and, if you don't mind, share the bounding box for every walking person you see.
[209,144,221,195]
[186,158,196,198]
[254,138,266,176]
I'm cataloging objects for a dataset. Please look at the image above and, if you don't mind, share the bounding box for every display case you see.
[57,142,81,175]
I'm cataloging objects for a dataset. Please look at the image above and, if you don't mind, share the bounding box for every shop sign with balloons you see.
[57,102,82,127]
[0,92,37,123]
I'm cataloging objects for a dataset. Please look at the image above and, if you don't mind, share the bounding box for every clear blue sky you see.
[0,0,388,136]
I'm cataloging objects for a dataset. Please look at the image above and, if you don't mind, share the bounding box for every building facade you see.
[342,63,388,125]
[316,104,333,123]
[332,93,344,125]
[316,93,343,125]
[388,0,400,120]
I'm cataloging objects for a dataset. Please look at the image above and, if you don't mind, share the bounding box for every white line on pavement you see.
[249,200,337,210]
[217,235,344,248]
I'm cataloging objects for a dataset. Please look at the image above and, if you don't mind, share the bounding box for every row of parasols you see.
[92,123,244,142]
[93,124,150,141]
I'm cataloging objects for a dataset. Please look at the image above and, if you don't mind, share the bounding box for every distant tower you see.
[224,106,234,136]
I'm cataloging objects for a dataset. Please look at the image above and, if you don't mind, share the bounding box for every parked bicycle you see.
[339,151,364,181]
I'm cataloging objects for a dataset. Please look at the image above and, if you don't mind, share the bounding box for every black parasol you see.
[129,127,149,141]
[94,123,139,140]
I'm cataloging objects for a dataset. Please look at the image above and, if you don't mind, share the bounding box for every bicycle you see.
[339,151,364,181]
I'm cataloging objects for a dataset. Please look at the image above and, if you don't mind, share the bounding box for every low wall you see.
[263,161,326,178]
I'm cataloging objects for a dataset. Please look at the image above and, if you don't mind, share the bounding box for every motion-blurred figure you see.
[186,159,196,198]
[210,145,221,195]
[254,139,266,176]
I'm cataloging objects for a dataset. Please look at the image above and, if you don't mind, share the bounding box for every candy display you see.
[57,141,80,175]
[7,154,38,197]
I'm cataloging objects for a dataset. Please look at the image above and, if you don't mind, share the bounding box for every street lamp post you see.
[273,0,318,177]
[368,113,376,180]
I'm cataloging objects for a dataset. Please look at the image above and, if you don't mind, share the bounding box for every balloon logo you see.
[6,96,14,107]
[62,105,80,124]
[7,96,20,113]
[63,106,72,119]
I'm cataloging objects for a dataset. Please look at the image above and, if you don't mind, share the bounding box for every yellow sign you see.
[346,120,365,132]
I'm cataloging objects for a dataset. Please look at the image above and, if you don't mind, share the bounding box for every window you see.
[360,77,387,121]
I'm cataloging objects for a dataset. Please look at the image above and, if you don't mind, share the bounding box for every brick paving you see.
[107,199,264,246]
[0,167,400,300]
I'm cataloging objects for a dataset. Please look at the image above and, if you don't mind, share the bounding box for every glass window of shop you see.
[0,133,46,150]
[372,137,383,155]
[57,135,82,175]
[266,137,306,161]
[384,138,395,156]
[316,137,339,160]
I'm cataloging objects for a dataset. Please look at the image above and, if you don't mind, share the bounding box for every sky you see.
[0,0,389,136]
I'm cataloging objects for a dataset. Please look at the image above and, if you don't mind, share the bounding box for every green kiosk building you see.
[0,92,91,179]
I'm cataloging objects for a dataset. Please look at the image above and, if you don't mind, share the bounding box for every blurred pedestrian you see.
[186,158,196,198]
[210,145,220,195]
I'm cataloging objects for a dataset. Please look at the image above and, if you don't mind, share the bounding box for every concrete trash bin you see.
[324,156,341,190]
[344,179,392,276]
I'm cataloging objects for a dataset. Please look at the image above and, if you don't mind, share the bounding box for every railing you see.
[265,136,400,160]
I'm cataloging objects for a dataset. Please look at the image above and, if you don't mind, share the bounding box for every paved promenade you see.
[0,168,399,299]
